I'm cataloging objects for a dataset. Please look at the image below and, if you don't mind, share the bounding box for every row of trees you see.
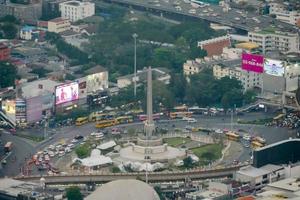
[111,69,256,111]
[85,6,222,80]
[0,62,17,88]
[0,15,18,39]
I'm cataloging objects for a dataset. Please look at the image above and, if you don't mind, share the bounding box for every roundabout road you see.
[4,111,296,177]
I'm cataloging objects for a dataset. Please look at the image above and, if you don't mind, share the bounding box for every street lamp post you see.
[132,33,138,97]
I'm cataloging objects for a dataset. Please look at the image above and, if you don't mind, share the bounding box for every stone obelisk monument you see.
[145,67,155,140]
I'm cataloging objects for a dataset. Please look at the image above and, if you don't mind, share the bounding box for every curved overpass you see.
[15,165,242,185]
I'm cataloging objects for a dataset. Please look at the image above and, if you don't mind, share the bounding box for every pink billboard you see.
[242,53,264,73]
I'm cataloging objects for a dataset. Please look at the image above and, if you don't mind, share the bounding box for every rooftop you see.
[237,165,270,178]
[268,177,300,192]
[49,17,69,23]
[86,179,160,200]
[0,178,38,197]
[85,65,107,75]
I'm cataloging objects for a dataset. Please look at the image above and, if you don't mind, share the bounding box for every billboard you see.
[241,53,264,73]
[264,59,285,76]
[55,82,79,105]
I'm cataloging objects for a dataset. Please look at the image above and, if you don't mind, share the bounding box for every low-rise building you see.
[59,0,95,22]
[197,35,231,57]
[183,59,203,75]
[0,43,10,61]
[213,59,262,91]
[48,17,70,33]
[117,68,170,89]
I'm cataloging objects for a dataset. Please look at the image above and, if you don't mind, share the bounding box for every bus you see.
[116,116,133,124]
[96,112,116,121]
[95,119,117,128]
[253,136,266,144]
[138,113,161,121]
[251,141,264,149]
[4,142,13,153]
[225,131,240,141]
[75,117,89,126]
[173,105,188,112]
[169,112,192,119]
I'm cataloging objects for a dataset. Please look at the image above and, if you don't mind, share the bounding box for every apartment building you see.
[48,17,70,33]
[269,2,300,26]
[248,29,300,54]
[59,0,95,22]
[213,59,262,91]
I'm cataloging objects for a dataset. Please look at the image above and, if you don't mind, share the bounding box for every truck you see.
[4,142,13,153]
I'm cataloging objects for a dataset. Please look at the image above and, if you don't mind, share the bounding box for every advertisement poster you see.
[55,82,79,105]
[242,53,264,73]
[264,59,285,76]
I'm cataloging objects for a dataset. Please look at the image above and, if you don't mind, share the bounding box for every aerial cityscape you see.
[0,0,300,199]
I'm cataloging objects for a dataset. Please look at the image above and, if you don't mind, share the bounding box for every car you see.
[67,143,75,149]
[74,135,84,140]
[90,132,97,136]
[215,129,223,134]
[71,139,78,144]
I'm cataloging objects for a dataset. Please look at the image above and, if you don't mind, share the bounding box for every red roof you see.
[37,21,48,28]
[49,17,68,23]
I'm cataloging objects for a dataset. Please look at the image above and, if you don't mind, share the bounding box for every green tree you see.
[75,144,90,159]
[169,73,187,103]
[0,15,19,24]
[183,156,194,168]
[66,186,83,200]
[243,89,257,104]
[0,62,17,88]
[0,23,18,39]
[221,89,244,110]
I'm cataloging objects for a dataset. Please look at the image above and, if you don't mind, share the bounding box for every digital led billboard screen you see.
[264,59,285,76]
[55,82,79,105]
[241,53,264,73]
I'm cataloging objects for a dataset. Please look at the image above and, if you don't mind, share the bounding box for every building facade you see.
[48,17,70,33]
[197,35,231,57]
[248,29,300,54]
[0,2,42,24]
[0,43,10,61]
[59,0,95,22]
[213,60,262,91]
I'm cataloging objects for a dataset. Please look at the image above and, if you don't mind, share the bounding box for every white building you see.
[59,1,95,22]
[248,29,300,54]
[47,17,70,33]
[212,59,262,91]
[269,2,300,25]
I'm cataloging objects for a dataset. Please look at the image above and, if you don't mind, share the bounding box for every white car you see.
[183,117,197,123]
[71,139,78,144]
[188,9,196,14]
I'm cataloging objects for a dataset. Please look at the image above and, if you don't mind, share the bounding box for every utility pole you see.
[132,33,138,97]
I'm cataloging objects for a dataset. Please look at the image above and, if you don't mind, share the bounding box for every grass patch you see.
[237,118,273,125]
[16,134,44,142]
[191,144,223,162]
[163,137,191,147]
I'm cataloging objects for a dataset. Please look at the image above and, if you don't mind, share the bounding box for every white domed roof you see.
[85,179,160,200]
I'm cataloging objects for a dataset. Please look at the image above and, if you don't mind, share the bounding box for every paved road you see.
[0,131,35,177]
[101,0,297,32]
[2,111,296,177]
